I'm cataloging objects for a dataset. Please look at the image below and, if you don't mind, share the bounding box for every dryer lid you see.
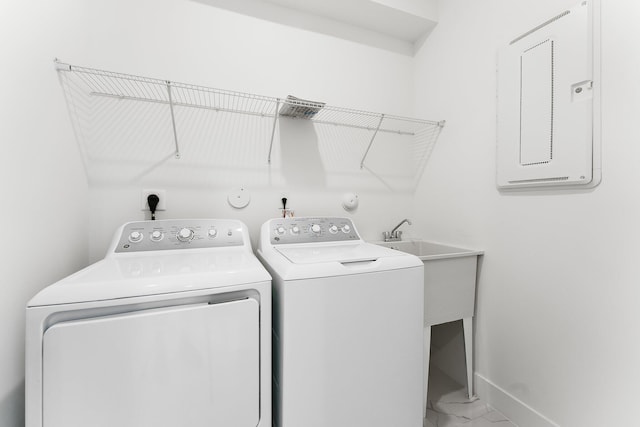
[27,247,271,307]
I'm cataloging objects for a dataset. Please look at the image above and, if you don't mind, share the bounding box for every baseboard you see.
[474,373,560,427]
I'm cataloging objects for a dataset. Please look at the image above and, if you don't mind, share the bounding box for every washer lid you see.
[276,242,393,264]
[260,241,422,281]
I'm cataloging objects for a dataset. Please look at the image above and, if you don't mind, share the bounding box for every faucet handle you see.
[383,231,391,241]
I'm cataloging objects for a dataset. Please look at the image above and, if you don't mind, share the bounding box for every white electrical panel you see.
[497,1,600,189]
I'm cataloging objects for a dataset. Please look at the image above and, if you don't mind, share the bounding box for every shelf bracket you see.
[268,98,280,164]
[166,81,181,159]
[360,114,385,169]
[53,58,71,72]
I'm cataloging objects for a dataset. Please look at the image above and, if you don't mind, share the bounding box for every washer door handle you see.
[340,259,377,268]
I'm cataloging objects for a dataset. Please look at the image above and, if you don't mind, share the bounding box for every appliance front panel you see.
[275,267,424,427]
[42,299,259,427]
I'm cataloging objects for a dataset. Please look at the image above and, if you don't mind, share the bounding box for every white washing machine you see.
[26,219,271,427]
[257,217,424,427]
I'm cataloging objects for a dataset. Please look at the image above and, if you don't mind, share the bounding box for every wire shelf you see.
[55,60,444,183]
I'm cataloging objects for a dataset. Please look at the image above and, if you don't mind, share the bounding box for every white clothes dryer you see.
[257,217,424,427]
[26,219,271,427]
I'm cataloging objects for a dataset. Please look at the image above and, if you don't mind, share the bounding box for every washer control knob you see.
[276,226,286,235]
[291,226,300,235]
[128,231,143,243]
[310,224,321,234]
[177,228,194,242]
[341,224,351,233]
[208,228,218,238]
[150,230,163,241]
[329,225,338,234]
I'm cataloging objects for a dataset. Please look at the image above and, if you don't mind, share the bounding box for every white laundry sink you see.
[376,239,484,401]
[377,240,481,261]
[376,239,482,326]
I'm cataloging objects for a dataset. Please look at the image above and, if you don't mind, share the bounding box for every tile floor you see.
[425,368,516,427]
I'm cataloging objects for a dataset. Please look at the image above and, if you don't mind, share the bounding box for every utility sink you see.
[376,239,484,401]
[375,239,483,326]
[377,240,482,261]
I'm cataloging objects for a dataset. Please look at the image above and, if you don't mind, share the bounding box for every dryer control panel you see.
[113,219,245,253]
[268,217,360,244]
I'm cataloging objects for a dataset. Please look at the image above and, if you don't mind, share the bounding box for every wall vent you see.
[508,176,569,184]
[510,10,571,44]
[519,39,554,166]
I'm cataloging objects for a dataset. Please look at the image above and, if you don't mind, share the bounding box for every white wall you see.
[0,2,417,425]
[414,0,640,425]
[70,0,418,260]
[10,1,638,426]
[0,2,90,426]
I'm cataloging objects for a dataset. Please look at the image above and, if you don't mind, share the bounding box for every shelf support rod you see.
[268,98,280,164]
[53,58,71,72]
[360,114,385,169]
[166,81,181,159]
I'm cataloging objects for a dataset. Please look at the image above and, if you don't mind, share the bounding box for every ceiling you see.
[192,0,439,56]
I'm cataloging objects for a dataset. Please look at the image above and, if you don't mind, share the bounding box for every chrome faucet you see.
[383,219,412,242]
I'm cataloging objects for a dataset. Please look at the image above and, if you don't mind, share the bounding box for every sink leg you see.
[423,325,431,417]
[463,317,474,399]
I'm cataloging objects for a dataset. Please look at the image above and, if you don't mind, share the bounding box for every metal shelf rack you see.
[54,59,445,170]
